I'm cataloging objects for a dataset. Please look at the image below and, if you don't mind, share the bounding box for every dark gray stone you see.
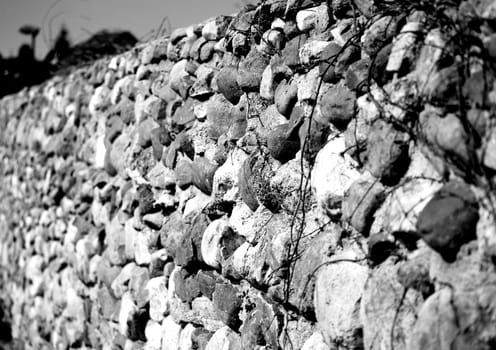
[416,182,479,262]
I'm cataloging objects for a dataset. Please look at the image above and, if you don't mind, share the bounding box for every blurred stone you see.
[417,182,479,262]
[311,136,360,216]
[342,173,385,235]
[205,326,241,350]
[237,48,270,92]
[315,251,368,348]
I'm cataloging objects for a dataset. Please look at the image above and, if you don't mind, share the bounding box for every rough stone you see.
[408,285,496,350]
[417,182,479,262]
[311,135,361,216]
[216,67,243,105]
[365,119,410,185]
[275,79,297,117]
[205,326,241,350]
[319,83,356,129]
[212,282,243,330]
[314,251,368,348]
[237,48,270,92]
[342,173,385,234]
[362,15,398,55]
[201,219,245,269]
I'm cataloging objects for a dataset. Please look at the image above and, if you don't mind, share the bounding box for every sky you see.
[0,0,254,59]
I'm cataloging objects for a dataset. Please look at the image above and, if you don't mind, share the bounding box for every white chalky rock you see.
[178,323,196,350]
[161,316,182,350]
[212,148,249,202]
[296,67,321,102]
[261,29,285,54]
[109,56,120,71]
[228,202,254,238]
[205,326,242,350]
[370,149,443,235]
[119,292,137,336]
[271,18,285,30]
[144,320,163,350]
[296,4,330,32]
[183,191,211,223]
[94,134,106,169]
[134,93,147,123]
[387,21,423,73]
[301,331,331,350]
[146,277,169,322]
[88,86,110,116]
[202,17,229,41]
[311,135,360,214]
[299,40,330,65]
[194,102,208,121]
[134,228,157,266]
[260,64,275,100]
[112,263,138,298]
[296,8,318,32]
[201,219,229,269]
[314,250,368,348]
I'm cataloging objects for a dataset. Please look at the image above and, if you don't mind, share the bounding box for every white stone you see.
[212,148,249,202]
[301,331,330,350]
[169,60,190,93]
[387,22,423,73]
[314,251,368,347]
[297,67,321,102]
[201,218,229,269]
[183,191,211,223]
[161,316,182,350]
[88,86,110,116]
[119,292,137,335]
[260,29,285,54]
[190,297,225,332]
[360,258,422,350]
[228,202,253,238]
[134,228,157,266]
[205,326,242,350]
[311,135,360,214]
[88,255,102,284]
[299,40,329,65]
[484,128,496,170]
[134,93,147,123]
[370,149,442,235]
[415,29,446,88]
[144,320,163,350]
[271,18,285,30]
[109,56,120,71]
[112,263,138,298]
[147,162,176,189]
[227,242,266,285]
[178,323,196,350]
[296,4,329,32]
[202,19,226,41]
[194,102,208,121]
[214,37,227,53]
[296,8,317,32]
[146,277,169,322]
[260,64,275,100]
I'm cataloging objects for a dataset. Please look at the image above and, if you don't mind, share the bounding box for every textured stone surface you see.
[314,251,368,348]
[417,182,479,262]
[311,135,360,215]
[1,3,496,350]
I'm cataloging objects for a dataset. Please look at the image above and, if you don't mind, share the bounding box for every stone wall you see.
[2,0,496,349]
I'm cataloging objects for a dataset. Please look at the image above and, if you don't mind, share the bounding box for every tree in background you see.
[19,25,40,58]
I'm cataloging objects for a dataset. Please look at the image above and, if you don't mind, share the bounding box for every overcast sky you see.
[0,0,254,59]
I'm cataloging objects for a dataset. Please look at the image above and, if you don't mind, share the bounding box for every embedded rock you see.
[416,182,479,262]
[314,252,368,349]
